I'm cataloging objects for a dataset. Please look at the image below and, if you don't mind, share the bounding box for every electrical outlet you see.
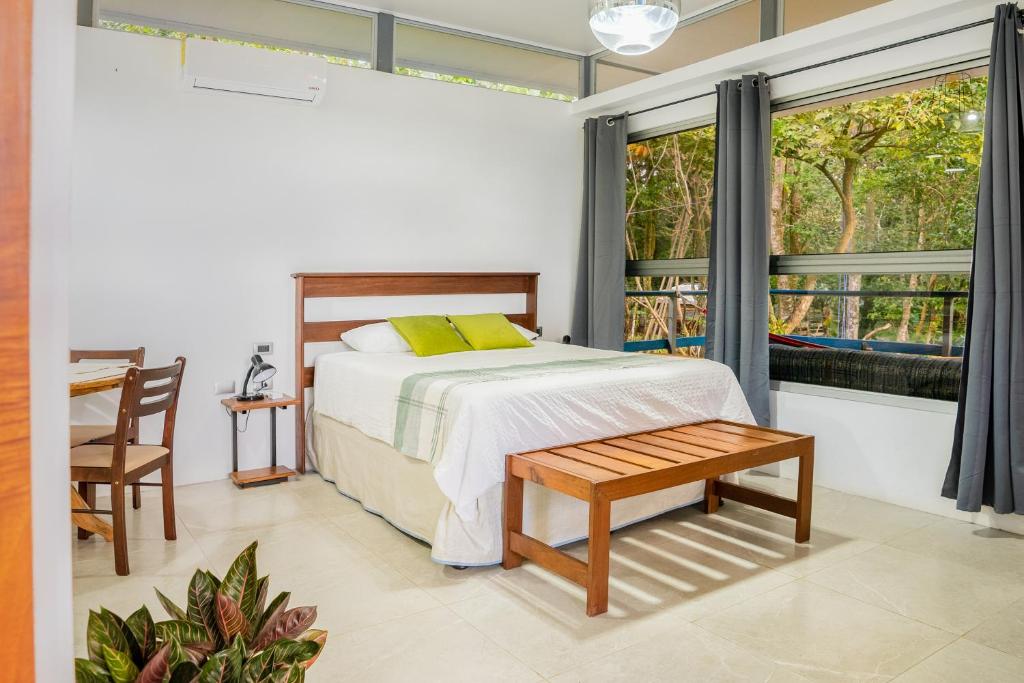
[253,342,274,355]
[214,380,236,395]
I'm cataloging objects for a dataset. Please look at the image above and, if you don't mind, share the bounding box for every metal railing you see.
[625,288,968,356]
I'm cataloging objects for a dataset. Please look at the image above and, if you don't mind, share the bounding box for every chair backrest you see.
[70,347,146,366]
[109,357,186,476]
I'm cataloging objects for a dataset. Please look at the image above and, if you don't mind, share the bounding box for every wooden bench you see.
[502,420,814,616]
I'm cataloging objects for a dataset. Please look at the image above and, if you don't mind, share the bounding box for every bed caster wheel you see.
[452,565,468,571]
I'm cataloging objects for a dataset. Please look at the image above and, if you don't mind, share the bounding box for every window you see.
[595,0,761,94]
[625,125,716,355]
[783,0,889,34]
[393,22,580,101]
[771,74,985,351]
[96,0,374,67]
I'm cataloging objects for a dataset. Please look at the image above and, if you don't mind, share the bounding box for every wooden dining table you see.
[68,363,133,542]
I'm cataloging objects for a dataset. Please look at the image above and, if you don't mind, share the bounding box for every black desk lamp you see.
[237,354,276,401]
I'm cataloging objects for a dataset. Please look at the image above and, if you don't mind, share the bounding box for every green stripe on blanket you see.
[393,355,675,462]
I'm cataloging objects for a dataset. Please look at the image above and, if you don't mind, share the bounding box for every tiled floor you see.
[72,473,1024,682]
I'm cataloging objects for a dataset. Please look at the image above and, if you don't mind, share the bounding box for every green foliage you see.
[74,542,327,683]
[626,76,986,347]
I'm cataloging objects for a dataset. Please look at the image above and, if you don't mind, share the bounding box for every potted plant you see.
[75,541,327,682]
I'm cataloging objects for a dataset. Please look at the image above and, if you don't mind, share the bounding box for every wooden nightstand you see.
[221,394,301,488]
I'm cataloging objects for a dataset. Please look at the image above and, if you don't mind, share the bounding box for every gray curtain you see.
[705,74,771,426]
[572,115,627,350]
[943,3,1024,514]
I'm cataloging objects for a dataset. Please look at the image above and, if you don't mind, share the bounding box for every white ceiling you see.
[335,0,730,55]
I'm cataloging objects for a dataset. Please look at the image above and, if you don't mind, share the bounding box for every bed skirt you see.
[311,412,707,566]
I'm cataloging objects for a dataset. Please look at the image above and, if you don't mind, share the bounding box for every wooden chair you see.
[70,357,185,576]
[69,347,146,515]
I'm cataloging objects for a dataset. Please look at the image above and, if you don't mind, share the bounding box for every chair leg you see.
[76,482,95,540]
[586,494,611,617]
[111,480,129,576]
[161,463,176,541]
[132,483,142,510]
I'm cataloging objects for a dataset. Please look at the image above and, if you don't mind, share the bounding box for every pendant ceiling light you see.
[590,0,681,56]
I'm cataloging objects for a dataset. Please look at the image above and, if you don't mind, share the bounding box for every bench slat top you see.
[512,420,812,488]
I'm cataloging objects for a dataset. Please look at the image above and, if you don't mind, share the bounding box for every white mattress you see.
[313,341,754,520]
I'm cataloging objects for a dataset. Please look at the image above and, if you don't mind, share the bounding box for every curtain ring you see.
[606,118,616,126]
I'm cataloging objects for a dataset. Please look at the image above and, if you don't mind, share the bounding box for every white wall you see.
[70,28,582,485]
[32,0,76,679]
[770,385,1024,535]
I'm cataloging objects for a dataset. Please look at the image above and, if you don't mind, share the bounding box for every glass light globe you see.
[590,0,681,56]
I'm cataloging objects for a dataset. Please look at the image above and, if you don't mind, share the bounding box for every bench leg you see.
[586,494,611,617]
[702,477,720,514]
[795,450,814,544]
[502,461,524,570]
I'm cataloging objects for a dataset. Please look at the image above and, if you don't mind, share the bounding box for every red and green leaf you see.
[187,569,221,644]
[74,658,113,683]
[240,649,276,683]
[220,542,260,625]
[251,592,290,649]
[155,588,188,622]
[125,606,157,660]
[87,610,131,665]
[155,620,214,647]
[254,575,269,621]
[196,638,244,683]
[135,644,171,683]
[263,639,320,666]
[215,593,249,642]
[297,630,327,670]
[168,661,201,683]
[101,644,139,683]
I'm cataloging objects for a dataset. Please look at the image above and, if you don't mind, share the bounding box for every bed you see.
[293,272,754,565]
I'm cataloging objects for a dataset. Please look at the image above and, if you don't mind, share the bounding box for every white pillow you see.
[512,323,540,341]
[341,322,412,353]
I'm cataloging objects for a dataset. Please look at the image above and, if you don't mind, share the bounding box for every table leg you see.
[70,485,114,542]
[270,406,277,468]
[231,411,238,473]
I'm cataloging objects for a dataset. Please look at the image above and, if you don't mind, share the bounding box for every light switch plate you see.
[214,380,236,395]
[253,342,274,355]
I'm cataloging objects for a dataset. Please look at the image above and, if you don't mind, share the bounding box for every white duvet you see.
[313,341,755,520]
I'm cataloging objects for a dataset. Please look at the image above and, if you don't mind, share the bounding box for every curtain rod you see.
[625,16,996,119]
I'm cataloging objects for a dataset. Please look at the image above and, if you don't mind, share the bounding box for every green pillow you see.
[447,314,534,351]
[388,316,472,357]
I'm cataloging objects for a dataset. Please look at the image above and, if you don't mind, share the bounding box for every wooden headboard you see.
[292,272,539,472]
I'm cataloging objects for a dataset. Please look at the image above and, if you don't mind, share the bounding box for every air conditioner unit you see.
[182,38,327,105]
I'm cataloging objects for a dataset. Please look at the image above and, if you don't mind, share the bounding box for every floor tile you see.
[449,565,690,679]
[807,544,1024,635]
[892,639,1024,682]
[370,533,502,605]
[697,580,956,681]
[549,621,782,683]
[173,478,310,536]
[668,503,878,578]
[313,606,541,682]
[964,597,1024,659]
[738,473,940,544]
[71,528,207,579]
[887,518,1024,583]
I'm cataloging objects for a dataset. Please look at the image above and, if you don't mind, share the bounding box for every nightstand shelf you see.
[221,394,301,488]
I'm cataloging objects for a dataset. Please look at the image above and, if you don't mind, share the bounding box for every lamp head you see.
[236,354,277,401]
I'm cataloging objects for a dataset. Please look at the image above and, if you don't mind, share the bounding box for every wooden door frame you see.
[0,0,35,678]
